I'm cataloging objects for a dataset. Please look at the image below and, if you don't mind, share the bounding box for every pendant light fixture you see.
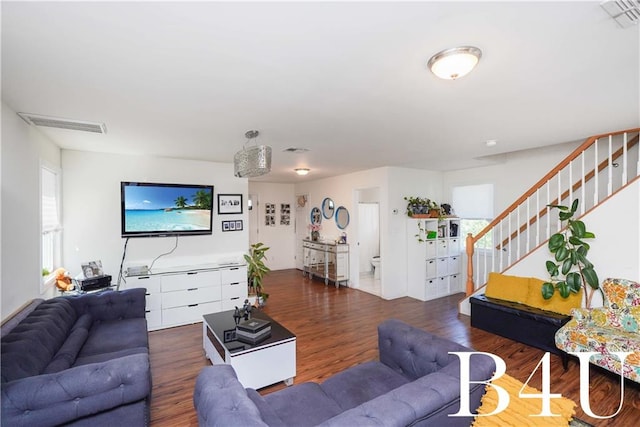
[428,46,482,80]
[234,130,272,178]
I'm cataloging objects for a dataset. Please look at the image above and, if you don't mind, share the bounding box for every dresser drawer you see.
[162,286,221,309]
[145,310,162,330]
[222,281,246,300]
[161,270,221,292]
[162,301,222,327]
[146,293,162,311]
[128,275,161,293]
[221,266,247,284]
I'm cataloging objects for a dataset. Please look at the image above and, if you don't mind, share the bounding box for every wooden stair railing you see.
[465,127,640,296]
[496,134,639,251]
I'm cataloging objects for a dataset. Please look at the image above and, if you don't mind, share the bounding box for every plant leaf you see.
[566,271,581,291]
[545,260,559,276]
[570,198,579,213]
[570,220,586,238]
[583,231,595,239]
[548,204,568,211]
[556,281,571,298]
[542,282,555,299]
[561,258,573,275]
[559,211,573,221]
[548,234,565,251]
[555,246,569,262]
[583,267,599,289]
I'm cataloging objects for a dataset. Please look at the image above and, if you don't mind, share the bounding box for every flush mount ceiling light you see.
[233,130,272,178]
[427,46,482,80]
[294,168,310,176]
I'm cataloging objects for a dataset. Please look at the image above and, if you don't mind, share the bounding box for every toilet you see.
[371,256,381,279]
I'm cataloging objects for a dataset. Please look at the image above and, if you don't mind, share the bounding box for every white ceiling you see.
[2,1,639,183]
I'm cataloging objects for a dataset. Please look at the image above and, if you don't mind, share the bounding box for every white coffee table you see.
[202,309,296,389]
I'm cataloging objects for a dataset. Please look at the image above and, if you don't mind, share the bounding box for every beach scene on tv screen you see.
[124,185,212,232]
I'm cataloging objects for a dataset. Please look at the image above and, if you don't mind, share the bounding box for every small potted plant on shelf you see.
[404,196,441,218]
[245,242,271,307]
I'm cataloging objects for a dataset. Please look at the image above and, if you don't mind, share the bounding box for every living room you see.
[2,2,639,426]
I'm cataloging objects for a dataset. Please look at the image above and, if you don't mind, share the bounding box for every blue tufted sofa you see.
[194,319,496,426]
[1,288,151,426]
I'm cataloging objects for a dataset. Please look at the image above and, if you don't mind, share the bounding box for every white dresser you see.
[302,239,349,287]
[123,263,247,331]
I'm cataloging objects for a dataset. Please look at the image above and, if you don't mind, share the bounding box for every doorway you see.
[355,187,381,296]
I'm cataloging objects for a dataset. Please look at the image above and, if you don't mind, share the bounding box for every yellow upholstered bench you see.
[470,273,582,362]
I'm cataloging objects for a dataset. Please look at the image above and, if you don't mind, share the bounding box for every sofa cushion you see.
[263,382,343,426]
[43,314,93,374]
[526,277,583,315]
[320,361,409,411]
[247,389,286,427]
[77,318,148,359]
[485,272,529,304]
[1,298,77,382]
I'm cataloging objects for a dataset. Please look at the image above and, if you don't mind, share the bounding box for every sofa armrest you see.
[66,288,146,321]
[194,365,268,427]
[1,353,150,427]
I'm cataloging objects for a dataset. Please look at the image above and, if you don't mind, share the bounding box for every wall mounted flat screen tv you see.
[121,182,214,238]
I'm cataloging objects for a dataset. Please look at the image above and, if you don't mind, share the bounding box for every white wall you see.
[62,150,248,281]
[247,182,296,270]
[1,103,61,318]
[293,166,443,300]
[506,179,640,307]
[442,141,580,213]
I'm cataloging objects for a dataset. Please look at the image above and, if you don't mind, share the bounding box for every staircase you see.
[462,128,640,308]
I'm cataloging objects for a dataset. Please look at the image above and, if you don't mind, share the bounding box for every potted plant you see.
[404,196,440,217]
[244,242,271,307]
[542,199,601,307]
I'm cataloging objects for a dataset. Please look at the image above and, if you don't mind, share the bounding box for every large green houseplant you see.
[542,199,600,307]
[244,242,270,306]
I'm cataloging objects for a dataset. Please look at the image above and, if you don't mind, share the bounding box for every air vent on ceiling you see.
[283,147,310,153]
[17,113,107,134]
[601,0,640,28]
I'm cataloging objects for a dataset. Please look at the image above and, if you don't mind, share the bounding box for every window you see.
[452,184,494,250]
[41,164,61,289]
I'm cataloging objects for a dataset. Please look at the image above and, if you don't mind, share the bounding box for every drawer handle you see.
[138,276,151,280]
[187,288,198,291]
[145,293,151,296]
[187,272,198,275]
[229,282,240,286]
[188,304,198,307]
[230,297,240,300]
[145,310,151,313]
[230,267,239,271]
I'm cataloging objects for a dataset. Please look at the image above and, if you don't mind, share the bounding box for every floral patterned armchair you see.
[555,278,640,383]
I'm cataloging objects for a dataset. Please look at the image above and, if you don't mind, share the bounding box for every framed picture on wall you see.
[235,220,243,231]
[222,221,230,231]
[218,194,243,214]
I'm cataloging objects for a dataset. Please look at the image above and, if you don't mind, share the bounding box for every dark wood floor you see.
[148,269,640,426]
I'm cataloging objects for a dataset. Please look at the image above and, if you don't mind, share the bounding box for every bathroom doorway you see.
[357,199,380,296]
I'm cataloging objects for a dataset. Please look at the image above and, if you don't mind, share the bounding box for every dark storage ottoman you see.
[470,294,571,361]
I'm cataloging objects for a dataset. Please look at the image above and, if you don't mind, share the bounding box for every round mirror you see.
[335,206,350,230]
[310,207,322,225]
[321,197,335,219]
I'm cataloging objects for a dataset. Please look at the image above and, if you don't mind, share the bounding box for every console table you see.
[122,263,247,331]
[302,239,349,287]
[203,309,296,390]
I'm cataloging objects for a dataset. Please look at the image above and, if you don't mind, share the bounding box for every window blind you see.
[452,184,494,219]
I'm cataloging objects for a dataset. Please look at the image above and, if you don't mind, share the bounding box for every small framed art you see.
[218,194,243,214]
